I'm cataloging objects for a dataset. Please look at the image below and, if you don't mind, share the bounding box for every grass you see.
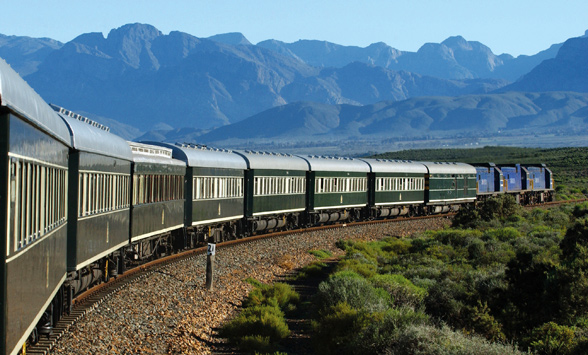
[308,249,333,259]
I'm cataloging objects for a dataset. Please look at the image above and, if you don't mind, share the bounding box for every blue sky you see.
[2,1,587,56]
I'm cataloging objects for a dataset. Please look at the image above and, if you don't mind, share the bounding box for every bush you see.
[369,274,427,309]
[468,301,506,342]
[380,237,412,255]
[221,280,300,352]
[479,195,521,222]
[238,335,273,353]
[220,305,290,343]
[351,307,429,354]
[336,257,377,278]
[243,282,299,311]
[315,271,390,313]
[313,303,430,355]
[432,229,483,248]
[312,302,370,355]
[388,323,524,355]
[527,322,577,355]
[572,202,588,219]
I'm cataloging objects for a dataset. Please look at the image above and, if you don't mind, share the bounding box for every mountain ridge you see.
[1,24,587,151]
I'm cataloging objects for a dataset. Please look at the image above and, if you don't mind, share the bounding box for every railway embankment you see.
[47,217,450,354]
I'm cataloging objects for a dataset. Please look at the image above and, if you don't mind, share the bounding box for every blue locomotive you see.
[0,58,554,355]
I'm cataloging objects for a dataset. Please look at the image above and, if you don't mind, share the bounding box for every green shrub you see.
[467,238,486,261]
[369,274,427,309]
[528,322,577,355]
[424,277,470,327]
[468,301,506,342]
[478,195,521,222]
[244,277,263,288]
[388,323,524,355]
[313,303,430,355]
[309,249,333,259]
[483,227,521,242]
[572,202,588,219]
[452,204,482,229]
[244,282,300,311]
[221,280,300,352]
[336,257,377,278]
[349,307,429,354]
[238,335,273,353]
[315,271,390,313]
[432,229,482,248]
[380,237,412,255]
[312,302,369,354]
[220,305,290,343]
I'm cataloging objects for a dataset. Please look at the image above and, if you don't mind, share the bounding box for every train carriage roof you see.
[54,106,133,161]
[359,158,427,174]
[235,150,310,171]
[0,58,71,145]
[421,161,477,175]
[128,141,186,167]
[146,142,247,169]
[297,155,370,172]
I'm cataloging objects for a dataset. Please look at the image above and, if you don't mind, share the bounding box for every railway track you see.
[25,199,586,354]
[24,213,454,355]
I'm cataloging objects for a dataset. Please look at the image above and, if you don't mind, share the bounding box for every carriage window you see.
[8,158,67,252]
[253,176,305,196]
[193,176,243,200]
[316,176,367,193]
[78,171,130,216]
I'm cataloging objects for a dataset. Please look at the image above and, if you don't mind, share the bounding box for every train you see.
[0,58,555,355]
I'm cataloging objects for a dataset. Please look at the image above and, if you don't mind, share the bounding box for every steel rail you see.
[24,198,587,354]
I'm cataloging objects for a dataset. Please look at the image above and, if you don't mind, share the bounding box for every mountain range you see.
[1,24,588,151]
[197,92,588,142]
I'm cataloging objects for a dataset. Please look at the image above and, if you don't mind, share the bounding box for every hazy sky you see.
[2,1,587,57]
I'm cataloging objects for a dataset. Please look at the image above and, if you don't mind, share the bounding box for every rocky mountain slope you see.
[501,35,588,93]
[5,23,509,131]
[197,92,588,143]
[1,24,587,149]
[257,35,563,81]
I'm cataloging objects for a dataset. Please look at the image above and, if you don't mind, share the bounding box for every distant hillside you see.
[3,23,505,132]
[24,24,318,130]
[501,35,588,93]
[0,34,62,76]
[196,92,588,143]
[258,36,564,81]
[1,24,587,147]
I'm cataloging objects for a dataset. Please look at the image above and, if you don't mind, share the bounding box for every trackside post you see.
[206,243,215,290]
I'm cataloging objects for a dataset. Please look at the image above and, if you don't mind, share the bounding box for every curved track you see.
[24,213,454,354]
[25,199,586,354]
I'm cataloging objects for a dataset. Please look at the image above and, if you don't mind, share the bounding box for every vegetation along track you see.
[23,213,455,355]
[28,200,583,354]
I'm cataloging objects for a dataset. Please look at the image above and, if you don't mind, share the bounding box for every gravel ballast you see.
[49,218,451,354]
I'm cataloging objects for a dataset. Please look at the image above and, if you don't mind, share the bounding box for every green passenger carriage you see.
[128,142,186,260]
[56,107,133,279]
[360,159,428,218]
[0,59,72,355]
[300,155,370,224]
[235,150,309,233]
[151,143,247,243]
[422,162,477,213]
